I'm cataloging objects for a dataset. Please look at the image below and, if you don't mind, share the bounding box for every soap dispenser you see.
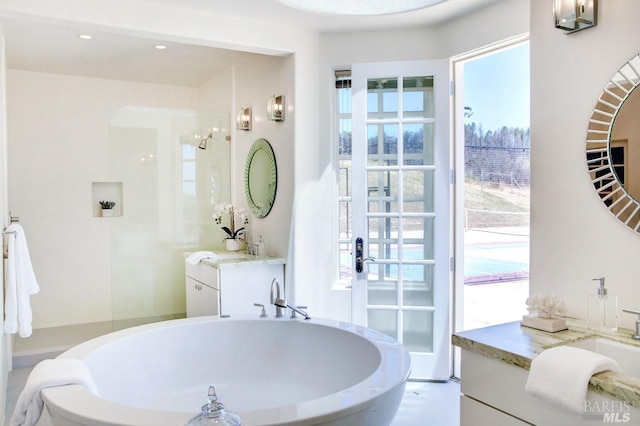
[587,277,618,333]
[255,235,265,258]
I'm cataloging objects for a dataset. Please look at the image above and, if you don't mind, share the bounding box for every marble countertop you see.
[453,321,640,406]
[200,253,286,269]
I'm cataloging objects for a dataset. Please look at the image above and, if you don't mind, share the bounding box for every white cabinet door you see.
[219,265,284,316]
[186,277,219,317]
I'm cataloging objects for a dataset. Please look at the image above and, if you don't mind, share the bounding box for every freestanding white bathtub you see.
[41,316,411,425]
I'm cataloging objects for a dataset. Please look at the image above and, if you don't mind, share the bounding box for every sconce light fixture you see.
[554,0,597,34]
[237,107,252,131]
[267,95,285,121]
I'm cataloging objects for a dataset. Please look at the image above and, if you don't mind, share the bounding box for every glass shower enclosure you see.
[108,107,230,330]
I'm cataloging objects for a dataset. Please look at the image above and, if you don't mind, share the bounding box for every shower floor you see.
[11,314,185,368]
[11,321,113,368]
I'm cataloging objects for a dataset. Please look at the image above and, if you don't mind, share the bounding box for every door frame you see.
[450,34,530,379]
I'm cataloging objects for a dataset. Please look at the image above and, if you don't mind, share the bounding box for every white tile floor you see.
[5,366,460,425]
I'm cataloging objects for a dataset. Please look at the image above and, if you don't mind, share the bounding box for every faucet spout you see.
[270,278,284,318]
[622,308,640,340]
[274,298,311,320]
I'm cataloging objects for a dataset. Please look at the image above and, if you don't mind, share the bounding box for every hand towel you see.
[525,345,621,413]
[9,358,100,426]
[186,251,219,265]
[4,224,39,338]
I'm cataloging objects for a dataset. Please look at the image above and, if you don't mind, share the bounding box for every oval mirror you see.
[586,53,640,233]
[244,138,277,218]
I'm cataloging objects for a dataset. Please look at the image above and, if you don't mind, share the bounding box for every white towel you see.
[186,251,219,265]
[4,224,39,338]
[525,345,621,413]
[9,358,100,426]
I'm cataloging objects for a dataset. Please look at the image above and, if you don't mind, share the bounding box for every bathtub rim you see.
[41,315,411,426]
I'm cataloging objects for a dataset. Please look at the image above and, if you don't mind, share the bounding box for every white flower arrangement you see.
[213,204,249,240]
[525,293,565,319]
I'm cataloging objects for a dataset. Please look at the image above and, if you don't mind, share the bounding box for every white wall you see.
[7,0,314,325]
[0,26,8,425]
[7,71,198,327]
[530,0,640,330]
[226,54,294,261]
[434,0,530,58]
[198,54,294,257]
[7,53,294,328]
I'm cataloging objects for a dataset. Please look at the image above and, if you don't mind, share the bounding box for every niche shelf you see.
[92,182,123,217]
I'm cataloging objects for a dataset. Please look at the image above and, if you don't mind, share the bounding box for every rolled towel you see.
[9,359,99,426]
[525,345,621,414]
[186,251,219,265]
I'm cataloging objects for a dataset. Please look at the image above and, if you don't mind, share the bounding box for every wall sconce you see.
[554,0,597,33]
[237,107,252,131]
[267,95,285,121]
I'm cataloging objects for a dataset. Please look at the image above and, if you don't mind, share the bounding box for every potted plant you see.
[213,204,249,251]
[99,200,116,217]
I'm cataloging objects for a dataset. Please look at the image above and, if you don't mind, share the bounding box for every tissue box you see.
[521,314,568,332]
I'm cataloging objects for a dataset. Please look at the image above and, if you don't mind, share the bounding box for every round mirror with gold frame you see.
[586,53,640,233]
[244,138,277,218]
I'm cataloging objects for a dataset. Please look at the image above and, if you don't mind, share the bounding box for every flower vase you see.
[101,209,114,217]
[225,238,241,252]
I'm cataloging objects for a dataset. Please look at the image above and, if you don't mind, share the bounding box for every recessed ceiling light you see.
[278,0,445,15]
[154,44,168,50]
[78,34,93,40]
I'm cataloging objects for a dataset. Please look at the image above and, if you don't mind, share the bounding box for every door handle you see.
[355,237,376,273]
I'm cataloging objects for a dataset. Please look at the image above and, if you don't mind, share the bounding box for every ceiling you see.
[0,0,500,87]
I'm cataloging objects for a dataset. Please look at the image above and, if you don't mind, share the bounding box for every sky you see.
[463,43,530,132]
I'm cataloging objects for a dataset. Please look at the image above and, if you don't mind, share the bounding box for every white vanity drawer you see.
[461,395,529,425]
[185,262,218,287]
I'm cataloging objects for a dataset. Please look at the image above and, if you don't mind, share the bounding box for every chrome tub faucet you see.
[270,278,284,318]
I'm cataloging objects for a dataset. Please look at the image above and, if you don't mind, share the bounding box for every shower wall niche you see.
[91,182,123,217]
[109,107,230,330]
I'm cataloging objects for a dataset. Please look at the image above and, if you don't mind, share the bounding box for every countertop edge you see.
[201,256,286,269]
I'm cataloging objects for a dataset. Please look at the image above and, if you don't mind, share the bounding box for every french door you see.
[350,60,450,380]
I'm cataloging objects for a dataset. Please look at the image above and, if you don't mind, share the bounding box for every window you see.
[336,71,353,282]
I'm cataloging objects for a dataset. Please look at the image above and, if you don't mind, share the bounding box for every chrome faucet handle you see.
[290,305,308,319]
[253,303,268,318]
[274,298,310,320]
[622,308,640,340]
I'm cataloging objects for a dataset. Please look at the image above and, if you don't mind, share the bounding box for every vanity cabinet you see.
[457,325,640,426]
[186,277,219,317]
[185,255,285,318]
[460,349,553,425]
[460,348,601,425]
